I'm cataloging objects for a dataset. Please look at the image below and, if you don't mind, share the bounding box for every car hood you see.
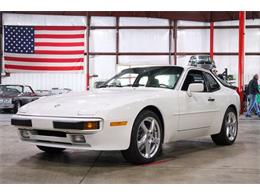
[18,87,171,117]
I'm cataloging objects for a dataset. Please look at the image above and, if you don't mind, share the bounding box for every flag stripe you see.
[34,26,86,31]
[5,64,84,71]
[35,50,85,55]
[35,34,85,39]
[4,61,84,66]
[35,42,84,47]
[4,56,84,63]
[35,30,85,35]
[35,46,85,51]
[35,38,84,43]
[4,53,83,58]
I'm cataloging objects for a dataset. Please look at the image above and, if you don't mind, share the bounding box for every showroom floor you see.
[0,113,259,184]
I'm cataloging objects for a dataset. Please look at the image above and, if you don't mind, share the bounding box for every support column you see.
[116,17,119,65]
[86,16,90,90]
[238,11,245,113]
[169,20,172,64]
[210,22,214,59]
[173,20,177,65]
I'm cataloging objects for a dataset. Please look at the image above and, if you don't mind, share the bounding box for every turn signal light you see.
[110,121,128,127]
[84,121,100,130]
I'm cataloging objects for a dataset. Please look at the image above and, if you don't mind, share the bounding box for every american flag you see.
[3,25,86,72]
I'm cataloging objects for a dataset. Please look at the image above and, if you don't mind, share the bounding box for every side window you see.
[23,86,33,93]
[204,72,220,92]
[181,70,207,92]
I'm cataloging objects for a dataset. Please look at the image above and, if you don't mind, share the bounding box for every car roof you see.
[122,64,212,73]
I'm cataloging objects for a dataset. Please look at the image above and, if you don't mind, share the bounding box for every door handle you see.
[208,97,215,102]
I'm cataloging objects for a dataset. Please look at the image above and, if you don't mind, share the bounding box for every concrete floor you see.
[0,112,259,184]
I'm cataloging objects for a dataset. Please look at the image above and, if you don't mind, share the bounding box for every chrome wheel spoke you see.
[145,140,151,158]
[149,119,155,133]
[225,112,237,141]
[137,135,146,148]
[153,137,160,145]
[141,122,149,133]
[137,116,161,159]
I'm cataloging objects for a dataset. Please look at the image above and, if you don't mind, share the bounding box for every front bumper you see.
[12,115,131,150]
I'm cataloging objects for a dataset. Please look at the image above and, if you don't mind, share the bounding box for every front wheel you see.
[211,107,238,145]
[37,145,65,153]
[121,110,163,164]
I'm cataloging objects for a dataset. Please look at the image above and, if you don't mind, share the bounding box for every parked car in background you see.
[0,84,38,113]
[11,65,240,164]
[34,90,52,97]
[188,55,216,70]
[50,88,72,95]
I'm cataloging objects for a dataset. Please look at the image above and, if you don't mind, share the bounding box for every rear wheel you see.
[211,107,238,145]
[37,145,65,153]
[121,110,163,164]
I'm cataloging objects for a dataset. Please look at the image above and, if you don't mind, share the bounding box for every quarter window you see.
[181,70,207,92]
[204,72,220,92]
[23,86,33,93]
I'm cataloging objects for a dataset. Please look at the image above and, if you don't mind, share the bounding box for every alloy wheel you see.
[137,117,161,159]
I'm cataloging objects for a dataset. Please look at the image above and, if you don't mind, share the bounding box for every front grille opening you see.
[33,130,66,137]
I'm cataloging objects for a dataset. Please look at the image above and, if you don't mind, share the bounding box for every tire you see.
[211,107,238,145]
[13,101,21,114]
[37,145,65,153]
[121,110,163,164]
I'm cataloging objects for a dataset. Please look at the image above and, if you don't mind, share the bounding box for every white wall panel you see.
[245,29,260,52]
[214,56,239,86]
[89,56,116,82]
[120,17,169,26]
[214,29,239,52]
[3,13,86,26]
[90,29,116,52]
[119,56,169,65]
[177,29,210,52]
[90,16,116,26]
[214,20,239,26]
[245,19,260,25]
[2,72,86,92]
[119,29,169,52]
[176,55,191,66]
[178,20,209,26]
[245,56,260,84]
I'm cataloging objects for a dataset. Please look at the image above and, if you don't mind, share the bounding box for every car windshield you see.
[0,85,23,93]
[100,66,184,89]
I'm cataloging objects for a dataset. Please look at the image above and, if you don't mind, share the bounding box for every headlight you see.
[84,121,100,130]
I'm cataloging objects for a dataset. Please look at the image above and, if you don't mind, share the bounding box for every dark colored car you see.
[0,85,39,113]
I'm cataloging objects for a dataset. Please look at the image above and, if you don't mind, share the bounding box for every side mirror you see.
[187,83,204,97]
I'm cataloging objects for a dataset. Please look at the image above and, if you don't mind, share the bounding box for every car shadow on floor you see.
[17,138,243,168]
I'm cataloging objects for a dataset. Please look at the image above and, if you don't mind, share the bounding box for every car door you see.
[177,70,218,134]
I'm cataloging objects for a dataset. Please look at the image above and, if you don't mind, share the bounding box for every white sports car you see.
[11,65,240,164]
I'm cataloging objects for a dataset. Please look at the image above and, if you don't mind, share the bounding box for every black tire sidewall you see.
[221,107,238,145]
[123,110,163,164]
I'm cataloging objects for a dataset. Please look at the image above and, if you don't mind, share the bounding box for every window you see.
[204,72,220,92]
[23,86,33,93]
[181,70,207,91]
[102,66,183,89]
